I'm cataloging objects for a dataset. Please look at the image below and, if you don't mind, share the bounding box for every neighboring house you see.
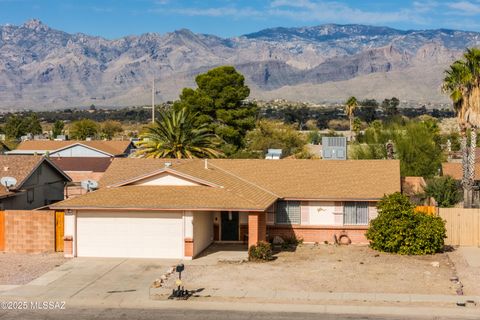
[6,140,135,157]
[442,162,480,181]
[0,156,71,210]
[51,159,400,260]
[7,140,135,198]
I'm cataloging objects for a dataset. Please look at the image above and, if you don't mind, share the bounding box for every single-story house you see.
[0,156,71,210]
[51,159,401,259]
[7,140,135,198]
[6,140,135,158]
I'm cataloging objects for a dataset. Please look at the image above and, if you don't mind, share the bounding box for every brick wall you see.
[267,225,369,244]
[248,212,266,248]
[3,210,55,253]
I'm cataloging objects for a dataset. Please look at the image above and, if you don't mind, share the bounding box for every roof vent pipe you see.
[205,159,208,169]
[165,162,172,168]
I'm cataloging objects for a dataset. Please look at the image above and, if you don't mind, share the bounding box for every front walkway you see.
[192,243,248,265]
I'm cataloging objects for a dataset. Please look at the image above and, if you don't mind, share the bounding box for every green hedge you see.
[366,193,446,255]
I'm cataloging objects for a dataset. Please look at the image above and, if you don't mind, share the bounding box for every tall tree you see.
[52,120,65,139]
[174,66,258,155]
[4,115,27,139]
[381,97,400,118]
[25,114,42,135]
[359,99,378,123]
[69,119,99,140]
[135,108,223,159]
[345,96,358,140]
[245,119,307,158]
[443,48,480,207]
[100,120,123,140]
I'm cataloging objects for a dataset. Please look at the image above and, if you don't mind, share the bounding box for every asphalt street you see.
[0,308,475,320]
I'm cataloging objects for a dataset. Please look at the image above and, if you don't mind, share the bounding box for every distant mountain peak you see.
[22,18,49,31]
[0,20,478,109]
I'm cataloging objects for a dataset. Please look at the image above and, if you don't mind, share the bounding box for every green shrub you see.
[366,192,446,255]
[424,176,461,208]
[248,241,273,261]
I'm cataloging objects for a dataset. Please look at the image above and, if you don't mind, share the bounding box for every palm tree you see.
[443,48,480,207]
[345,96,358,141]
[135,108,224,159]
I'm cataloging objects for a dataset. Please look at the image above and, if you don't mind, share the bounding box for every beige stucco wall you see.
[193,211,213,256]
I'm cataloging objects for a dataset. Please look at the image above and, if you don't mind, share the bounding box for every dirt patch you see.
[174,245,458,295]
[0,252,68,285]
[448,249,480,296]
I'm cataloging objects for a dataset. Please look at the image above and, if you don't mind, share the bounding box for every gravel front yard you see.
[174,245,459,295]
[0,252,68,285]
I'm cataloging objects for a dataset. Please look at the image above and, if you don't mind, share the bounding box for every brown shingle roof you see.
[13,140,132,156]
[442,162,480,180]
[100,158,401,199]
[51,157,113,173]
[208,159,400,200]
[54,158,400,211]
[51,185,272,211]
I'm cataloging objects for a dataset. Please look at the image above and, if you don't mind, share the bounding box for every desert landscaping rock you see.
[0,252,67,285]
[162,245,459,295]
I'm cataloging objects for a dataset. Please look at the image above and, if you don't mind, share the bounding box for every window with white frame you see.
[275,201,301,224]
[343,201,369,225]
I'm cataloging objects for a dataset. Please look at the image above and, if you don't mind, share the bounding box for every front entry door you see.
[221,211,239,241]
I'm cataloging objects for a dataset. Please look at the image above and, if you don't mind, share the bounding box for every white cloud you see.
[448,1,480,15]
[148,0,480,31]
[160,6,263,18]
[267,0,426,25]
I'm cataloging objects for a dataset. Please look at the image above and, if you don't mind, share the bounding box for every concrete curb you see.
[150,287,480,305]
[66,299,480,319]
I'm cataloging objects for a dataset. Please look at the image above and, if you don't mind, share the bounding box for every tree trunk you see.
[349,115,354,142]
[461,132,470,208]
[469,128,477,207]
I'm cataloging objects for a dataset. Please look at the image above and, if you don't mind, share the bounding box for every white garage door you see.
[76,211,183,258]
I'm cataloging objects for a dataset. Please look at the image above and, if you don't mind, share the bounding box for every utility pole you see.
[145,78,156,124]
[151,78,155,124]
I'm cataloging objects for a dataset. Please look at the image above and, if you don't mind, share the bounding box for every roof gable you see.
[112,167,221,188]
[50,143,113,157]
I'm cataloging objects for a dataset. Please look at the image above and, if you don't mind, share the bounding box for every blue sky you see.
[2,0,480,38]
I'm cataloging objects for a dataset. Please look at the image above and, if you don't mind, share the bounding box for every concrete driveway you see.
[0,244,247,306]
[0,257,179,305]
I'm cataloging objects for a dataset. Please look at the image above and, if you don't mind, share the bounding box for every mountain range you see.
[1,19,479,110]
